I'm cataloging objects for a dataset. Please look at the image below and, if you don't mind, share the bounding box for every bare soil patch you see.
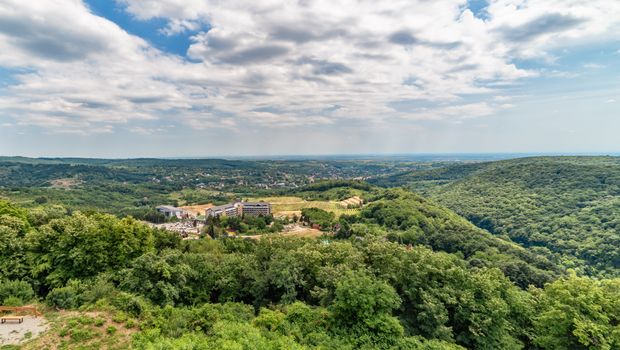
[180,203,213,216]
[0,315,48,346]
[49,178,82,189]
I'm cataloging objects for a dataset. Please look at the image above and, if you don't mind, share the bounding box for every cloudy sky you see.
[0,0,619,157]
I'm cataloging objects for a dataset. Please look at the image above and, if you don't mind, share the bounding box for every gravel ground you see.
[0,316,48,346]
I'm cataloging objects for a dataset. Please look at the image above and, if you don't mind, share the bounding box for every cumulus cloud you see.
[0,0,619,136]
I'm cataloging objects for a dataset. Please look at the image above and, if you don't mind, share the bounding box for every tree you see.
[329,272,403,348]
[533,273,620,350]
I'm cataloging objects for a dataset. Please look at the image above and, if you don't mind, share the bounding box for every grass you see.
[20,309,138,350]
[250,196,360,218]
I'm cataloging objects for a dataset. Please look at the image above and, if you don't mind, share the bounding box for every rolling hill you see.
[374,157,620,276]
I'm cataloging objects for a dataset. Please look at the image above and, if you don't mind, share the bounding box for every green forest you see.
[374,157,620,276]
[1,156,620,349]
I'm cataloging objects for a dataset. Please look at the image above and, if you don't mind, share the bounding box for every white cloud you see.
[606,99,616,103]
[0,0,619,136]
[583,63,606,69]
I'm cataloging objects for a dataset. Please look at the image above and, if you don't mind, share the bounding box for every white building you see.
[205,201,271,218]
[156,205,185,219]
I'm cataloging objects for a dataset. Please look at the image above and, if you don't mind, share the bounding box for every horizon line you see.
[3,151,620,161]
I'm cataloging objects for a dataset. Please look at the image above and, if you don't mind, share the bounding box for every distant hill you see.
[358,188,560,287]
[373,157,620,276]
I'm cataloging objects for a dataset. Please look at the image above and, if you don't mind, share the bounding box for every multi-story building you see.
[205,201,271,218]
[239,202,271,216]
[156,205,185,218]
[205,203,239,218]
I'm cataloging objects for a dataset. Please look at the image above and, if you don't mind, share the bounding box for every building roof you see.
[208,203,237,211]
[156,205,182,212]
[241,202,270,207]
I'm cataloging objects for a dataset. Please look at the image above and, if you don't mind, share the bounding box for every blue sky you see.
[0,0,619,157]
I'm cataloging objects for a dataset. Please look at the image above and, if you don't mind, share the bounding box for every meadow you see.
[250,196,361,218]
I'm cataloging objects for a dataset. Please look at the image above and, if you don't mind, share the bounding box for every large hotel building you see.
[205,201,271,218]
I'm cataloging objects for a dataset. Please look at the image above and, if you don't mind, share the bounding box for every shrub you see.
[58,328,69,337]
[46,286,79,309]
[110,292,150,318]
[0,280,34,305]
[112,311,127,323]
[3,296,24,306]
[107,326,117,335]
[80,276,117,304]
[78,315,95,325]
[71,327,95,342]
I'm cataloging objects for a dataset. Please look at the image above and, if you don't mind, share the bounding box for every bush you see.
[71,327,96,342]
[3,296,24,306]
[46,286,79,309]
[110,292,150,318]
[80,276,117,304]
[107,326,117,335]
[112,311,127,323]
[0,280,34,305]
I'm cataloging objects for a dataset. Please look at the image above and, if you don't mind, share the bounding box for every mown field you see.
[250,196,360,218]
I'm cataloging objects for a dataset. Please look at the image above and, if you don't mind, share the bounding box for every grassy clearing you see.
[251,196,360,218]
[19,310,138,350]
[180,203,213,216]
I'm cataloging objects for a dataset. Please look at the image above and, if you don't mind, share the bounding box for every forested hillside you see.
[375,157,620,276]
[0,157,423,216]
[3,187,619,349]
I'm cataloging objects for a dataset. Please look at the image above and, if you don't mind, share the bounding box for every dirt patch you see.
[49,178,82,189]
[0,315,48,346]
[273,210,302,219]
[180,203,213,216]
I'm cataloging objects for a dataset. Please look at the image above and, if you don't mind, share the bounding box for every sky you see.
[0,0,619,158]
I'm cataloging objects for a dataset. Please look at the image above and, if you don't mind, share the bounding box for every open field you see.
[250,196,360,217]
[49,178,82,189]
[180,203,213,216]
[245,224,327,240]
[339,196,363,207]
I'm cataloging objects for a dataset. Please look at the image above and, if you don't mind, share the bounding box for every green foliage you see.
[27,212,158,288]
[394,157,620,276]
[118,251,192,306]
[533,273,620,350]
[301,207,336,230]
[2,168,620,350]
[46,285,80,309]
[361,189,558,288]
[0,279,34,305]
[330,273,403,348]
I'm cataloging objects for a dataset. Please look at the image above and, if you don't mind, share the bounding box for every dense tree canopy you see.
[377,157,620,277]
[1,159,620,350]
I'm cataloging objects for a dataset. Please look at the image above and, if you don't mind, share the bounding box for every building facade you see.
[205,203,239,218]
[205,201,271,218]
[239,202,271,216]
[156,205,185,218]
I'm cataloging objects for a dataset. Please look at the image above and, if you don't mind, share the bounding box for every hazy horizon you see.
[3,151,620,162]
